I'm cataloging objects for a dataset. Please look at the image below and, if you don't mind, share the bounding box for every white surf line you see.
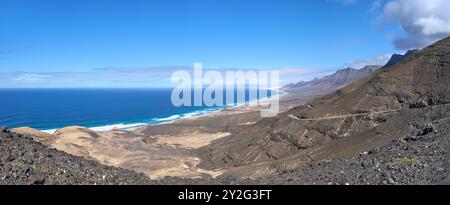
[288,109,404,121]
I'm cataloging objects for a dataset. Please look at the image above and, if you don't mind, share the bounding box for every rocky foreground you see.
[255,127,450,185]
[2,124,449,185]
[0,128,152,185]
[158,123,450,185]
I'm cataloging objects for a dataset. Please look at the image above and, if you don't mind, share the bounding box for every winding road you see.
[288,108,405,121]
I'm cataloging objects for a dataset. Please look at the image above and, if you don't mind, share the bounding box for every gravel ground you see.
[2,126,449,185]
[156,125,450,185]
[251,133,450,185]
[0,128,152,185]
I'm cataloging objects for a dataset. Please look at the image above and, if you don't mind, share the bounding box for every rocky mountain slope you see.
[0,128,152,185]
[282,49,421,98]
[198,36,450,178]
[3,123,449,185]
[383,49,418,68]
[158,121,450,185]
[282,65,381,97]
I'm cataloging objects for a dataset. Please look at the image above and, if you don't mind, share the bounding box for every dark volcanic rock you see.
[197,36,450,173]
[383,49,418,68]
[242,119,450,185]
[0,131,152,185]
[158,119,450,185]
[0,127,9,133]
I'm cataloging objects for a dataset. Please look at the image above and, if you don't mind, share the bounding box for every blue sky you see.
[1,0,449,88]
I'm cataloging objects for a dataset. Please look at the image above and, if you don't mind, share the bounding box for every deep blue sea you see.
[0,88,273,132]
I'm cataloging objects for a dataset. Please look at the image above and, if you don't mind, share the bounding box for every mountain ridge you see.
[383,49,419,69]
[197,36,450,178]
[282,65,382,97]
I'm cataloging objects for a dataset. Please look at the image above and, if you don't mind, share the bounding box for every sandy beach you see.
[11,92,313,179]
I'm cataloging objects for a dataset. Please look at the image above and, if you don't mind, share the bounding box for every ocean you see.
[0,88,274,132]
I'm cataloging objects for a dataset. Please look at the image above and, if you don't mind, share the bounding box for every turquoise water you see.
[0,88,275,132]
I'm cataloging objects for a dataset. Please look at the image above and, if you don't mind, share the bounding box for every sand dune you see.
[26,125,226,179]
[11,127,51,138]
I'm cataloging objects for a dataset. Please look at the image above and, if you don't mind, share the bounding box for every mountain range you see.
[197,36,450,181]
[282,49,421,98]
[282,65,381,97]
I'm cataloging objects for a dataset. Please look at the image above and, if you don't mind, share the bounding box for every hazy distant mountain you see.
[282,49,420,96]
[282,65,381,97]
[199,36,450,179]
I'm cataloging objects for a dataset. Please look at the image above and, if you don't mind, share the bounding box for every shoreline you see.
[40,91,288,134]
[26,92,289,179]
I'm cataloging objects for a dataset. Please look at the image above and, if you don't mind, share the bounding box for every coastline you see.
[10,88,362,180]
[40,90,288,134]
[14,90,292,179]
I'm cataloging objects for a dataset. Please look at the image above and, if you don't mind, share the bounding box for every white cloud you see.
[380,0,450,50]
[336,0,360,5]
[370,0,383,13]
[345,54,392,68]
[0,66,322,88]
[273,67,326,85]
[12,73,53,82]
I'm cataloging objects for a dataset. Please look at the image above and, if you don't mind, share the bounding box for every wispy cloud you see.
[0,66,325,88]
[11,73,54,82]
[345,54,392,68]
[369,0,383,13]
[335,0,360,5]
[271,67,330,84]
[0,68,170,88]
